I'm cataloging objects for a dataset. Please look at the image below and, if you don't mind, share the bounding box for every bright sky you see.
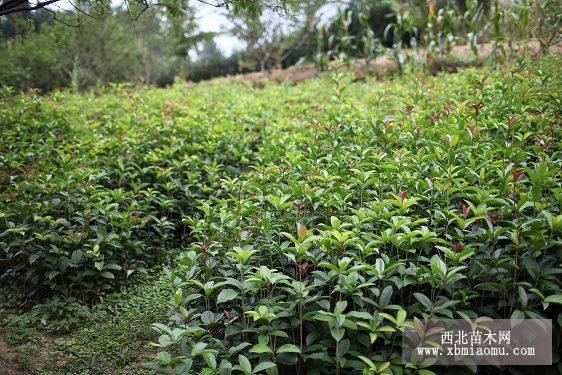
[195,2,340,57]
[194,3,245,57]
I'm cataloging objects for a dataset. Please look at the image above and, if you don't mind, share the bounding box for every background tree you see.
[229,0,326,72]
[0,0,285,17]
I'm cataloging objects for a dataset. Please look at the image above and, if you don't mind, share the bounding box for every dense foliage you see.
[0,82,271,299]
[1,54,561,374]
[143,56,562,374]
[0,6,204,91]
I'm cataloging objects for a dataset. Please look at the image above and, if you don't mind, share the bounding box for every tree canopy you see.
[0,0,284,17]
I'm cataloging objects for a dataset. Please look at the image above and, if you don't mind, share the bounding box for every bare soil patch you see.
[0,335,23,375]
[218,41,561,87]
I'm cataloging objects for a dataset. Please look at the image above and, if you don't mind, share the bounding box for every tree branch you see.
[0,0,61,17]
[0,0,277,18]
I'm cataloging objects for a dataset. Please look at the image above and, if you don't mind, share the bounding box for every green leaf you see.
[29,253,40,265]
[71,250,83,264]
[414,293,432,310]
[511,309,525,319]
[238,355,252,375]
[357,355,376,368]
[250,344,273,354]
[396,309,407,325]
[203,352,217,369]
[191,342,207,356]
[229,342,252,355]
[348,311,373,320]
[173,288,183,305]
[158,334,173,347]
[156,351,172,364]
[379,285,393,308]
[430,254,447,277]
[330,328,345,342]
[104,263,122,270]
[100,271,114,279]
[518,286,528,307]
[544,294,562,305]
[276,344,300,354]
[337,338,350,358]
[220,359,233,371]
[253,361,276,373]
[217,289,239,305]
[201,311,214,325]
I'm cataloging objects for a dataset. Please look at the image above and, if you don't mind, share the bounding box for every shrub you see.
[0,82,270,300]
[1,55,560,374]
[146,57,562,373]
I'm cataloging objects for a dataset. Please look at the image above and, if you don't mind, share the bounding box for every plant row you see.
[147,57,562,374]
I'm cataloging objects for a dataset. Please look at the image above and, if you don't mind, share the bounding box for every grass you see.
[1,268,169,373]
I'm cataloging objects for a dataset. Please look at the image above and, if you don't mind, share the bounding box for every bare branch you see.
[44,6,80,27]
[0,0,281,19]
[68,0,102,20]
[194,0,240,10]
[0,0,62,17]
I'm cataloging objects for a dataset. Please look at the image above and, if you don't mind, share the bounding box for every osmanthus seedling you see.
[136,57,561,374]
[2,54,561,374]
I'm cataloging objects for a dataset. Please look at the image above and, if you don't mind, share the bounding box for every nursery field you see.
[1,55,561,374]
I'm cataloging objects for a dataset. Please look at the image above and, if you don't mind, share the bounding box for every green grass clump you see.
[1,56,561,374]
[48,277,170,374]
[1,270,171,373]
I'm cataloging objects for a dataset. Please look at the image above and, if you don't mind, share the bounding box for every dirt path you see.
[0,335,23,375]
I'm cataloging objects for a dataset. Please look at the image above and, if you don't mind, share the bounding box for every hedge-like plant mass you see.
[1,56,561,374]
[0,83,272,299]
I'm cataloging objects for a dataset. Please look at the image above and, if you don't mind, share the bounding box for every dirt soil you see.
[0,335,23,375]
[215,41,561,87]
